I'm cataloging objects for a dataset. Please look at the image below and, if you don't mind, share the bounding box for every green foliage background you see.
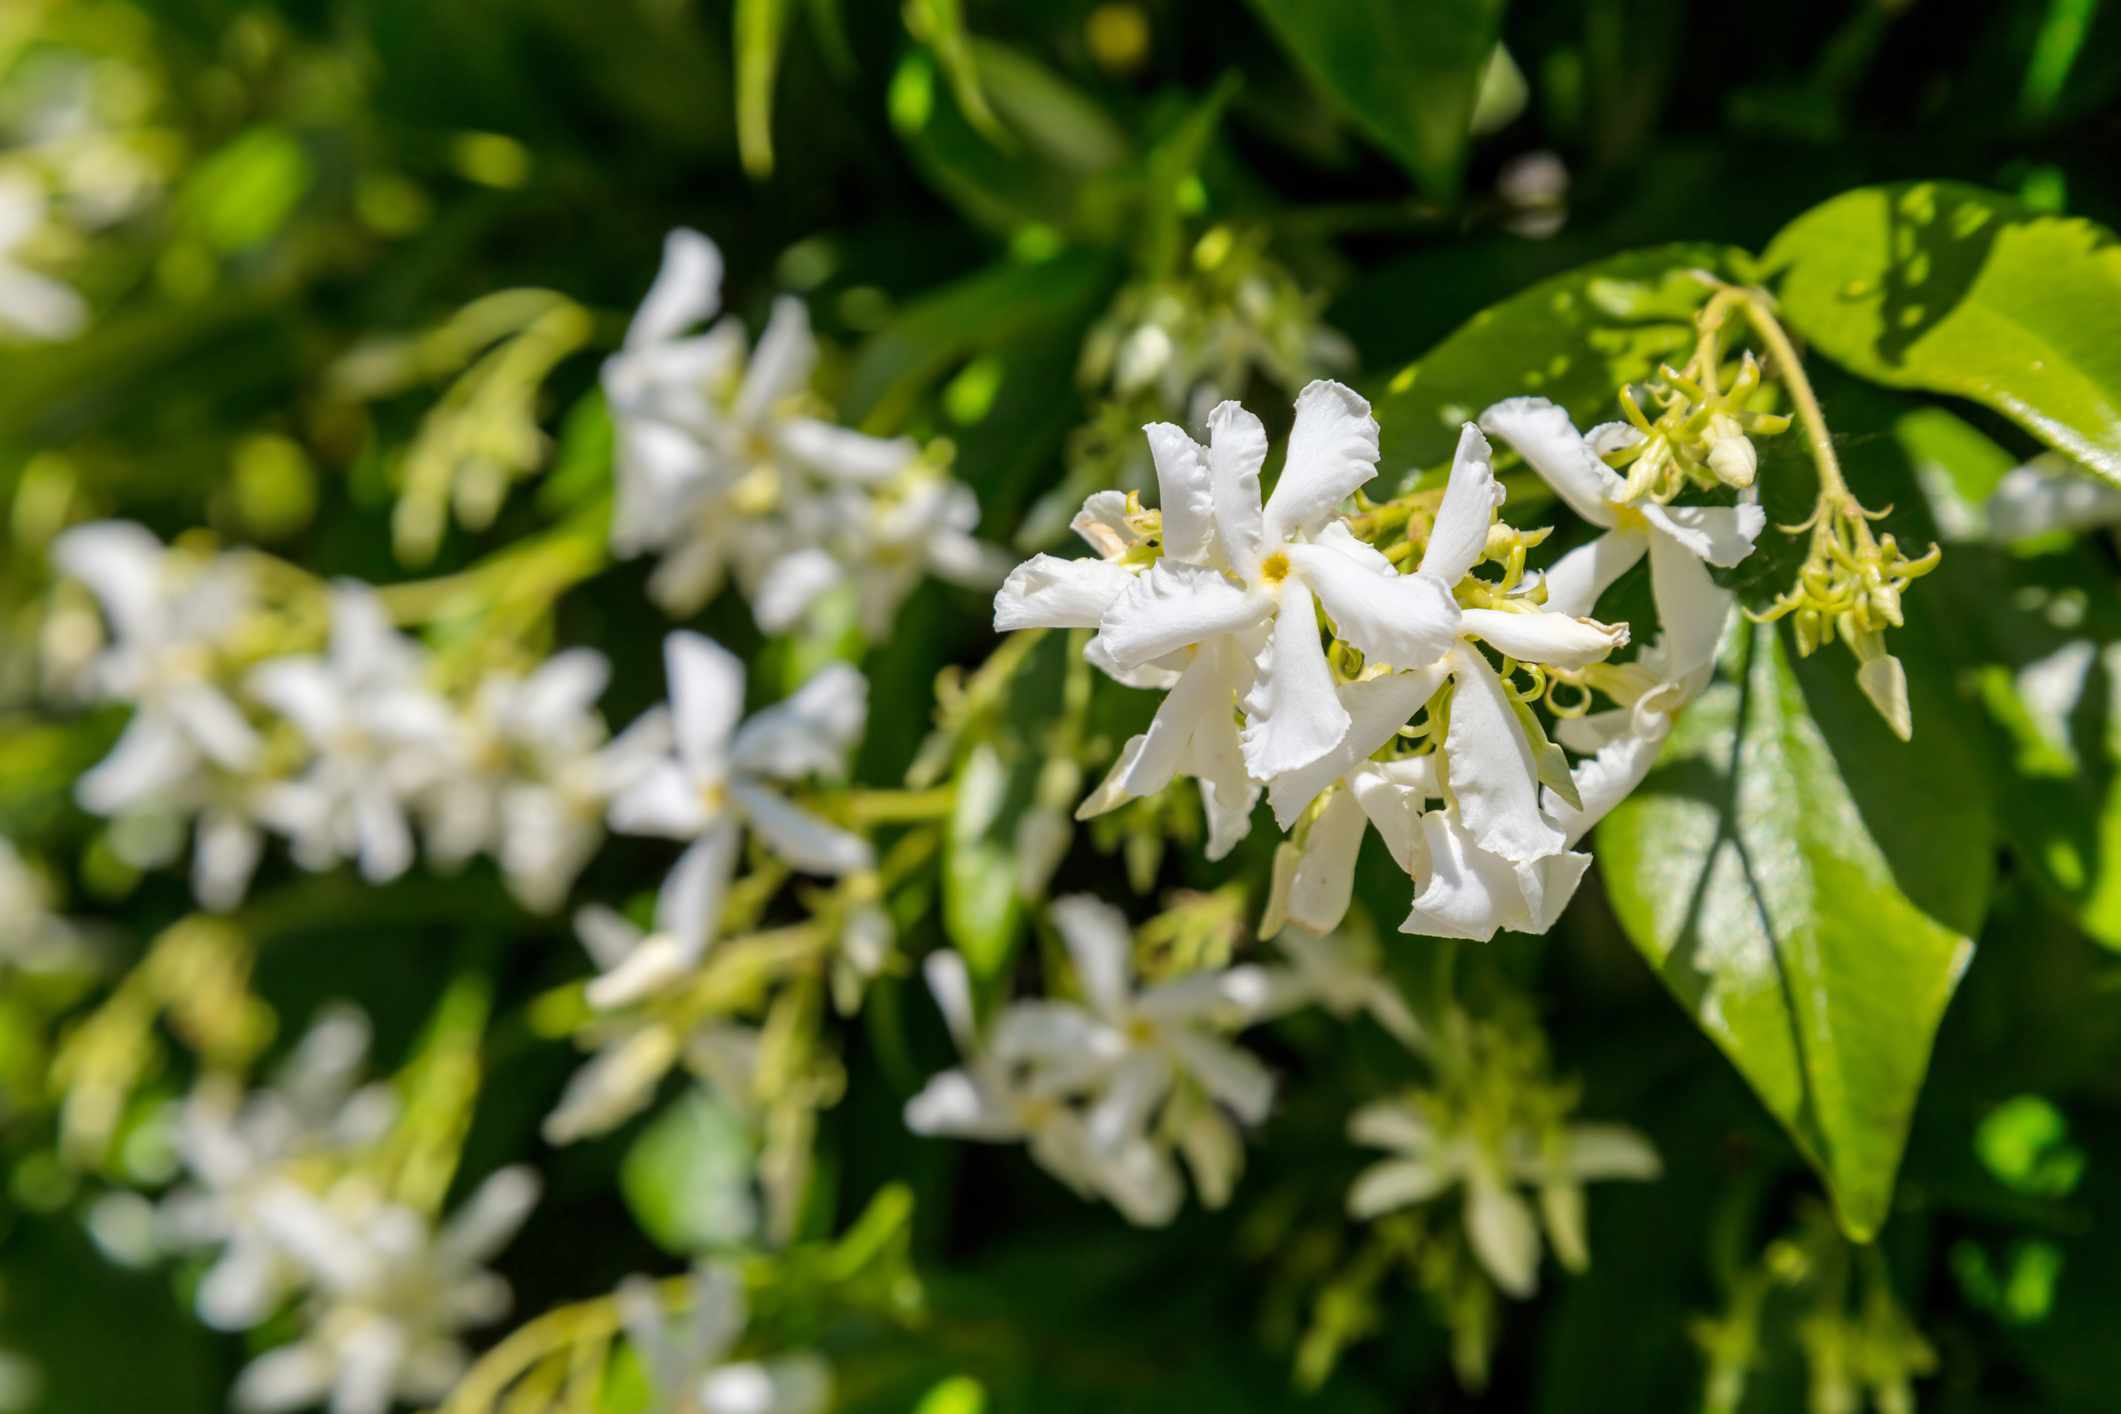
[3,0,2121,1410]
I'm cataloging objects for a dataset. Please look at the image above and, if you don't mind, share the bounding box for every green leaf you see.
[889,41,1131,245]
[1597,620,1987,1239]
[1367,243,1740,486]
[620,1087,761,1254]
[943,742,1030,982]
[1244,0,1506,201]
[1762,182,2121,487]
[734,0,797,178]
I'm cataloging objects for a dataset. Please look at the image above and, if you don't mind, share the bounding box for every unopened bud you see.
[1703,414,1756,489]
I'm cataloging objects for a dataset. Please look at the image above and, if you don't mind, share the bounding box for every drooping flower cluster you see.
[145,1006,538,1414]
[603,229,1008,636]
[51,525,671,914]
[995,380,1715,943]
[615,1264,832,1414]
[542,631,875,1152]
[905,897,1293,1225]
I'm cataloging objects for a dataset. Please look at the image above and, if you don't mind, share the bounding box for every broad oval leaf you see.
[1763,182,2121,488]
[1244,0,1504,202]
[1368,244,1741,487]
[943,742,1030,982]
[1597,620,1988,1239]
[620,1087,761,1254]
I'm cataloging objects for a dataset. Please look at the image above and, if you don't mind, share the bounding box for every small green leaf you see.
[1245,0,1506,201]
[1597,620,1985,1240]
[1763,182,2121,487]
[1368,244,1740,486]
[943,742,1029,982]
[620,1088,761,1254]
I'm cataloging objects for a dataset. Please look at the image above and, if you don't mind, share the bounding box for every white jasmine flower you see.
[903,948,1181,1227]
[603,229,940,630]
[1259,928,1426,1053]
[608,633,871,966]
[617,1264,831,1414]
[233,1167,539,1414]
[496,702,673,914]
[159,1005,399,1332]
[1986,451,2121,540]
[0,172,87,340]
[414,648,611,876]
[997,896,1280,1219]
[994,488,1165,684]
[1347,1096,1658,1297]
[1480,397,1764,676]
[247,583,454,883]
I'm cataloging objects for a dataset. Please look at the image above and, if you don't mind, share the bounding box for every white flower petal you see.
[1205,400,1268,577]
[1442,648,1565,863]
[1547,726,1665,847]
[1988,455,2121,539]
[1347,1158,1454,1219]
[728,664,867,780]
[1143,422,1216,564]
[246,660,343,743]
[775,417,917,483]
[1262,380,1378,543]
[1284,788,1365,935]
[1349,1100,1436,1153]
[1288,539,1462,669]
[1458,606,1627,669]
[732,296,815,427]
[1563,1124,1662,1181]
[904,1068,1018,1140]
[608,760,718,839]
[1401,811,1522,941]
[1095,558,1267,669]
[52,521,164,635]
[749,547,843,634]
[655,820,742,955]
[665,632,746,774]
[1418,424,1505,584]
[0,265,88,340]
[993,554,1136,631]
[1165,1029,1276,1125]
[1239,582,1350,780]
[1646,530,1733,680]
[1538,527,1647,617]
[1479,396,1623,527]
[1466,1175,1541,1298]
[1265,667,1447,828]
[77,712,195,815]
[1050,894,1135,1019]
[1640,502,1767,568]
[1347,763,1428,875]
[922,949,978,1051]
[626,228,723,349]
[574,905,643,971]
[730,781,871,875]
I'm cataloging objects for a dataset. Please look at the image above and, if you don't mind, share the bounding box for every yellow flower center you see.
[1258,550,1291,585]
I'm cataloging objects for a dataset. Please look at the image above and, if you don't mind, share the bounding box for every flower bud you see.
[1703,413,1756,489]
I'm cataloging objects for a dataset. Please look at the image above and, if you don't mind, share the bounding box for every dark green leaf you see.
[1244,0,1506,201]
[1367,244,1740,488]
[1762,182,2121,487]
[1597,620,1988,1239]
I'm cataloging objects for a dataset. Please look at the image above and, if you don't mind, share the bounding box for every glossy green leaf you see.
[620,1088,761,1254]
[1762,182,2121,487]
[1368,243,1740,487]
[1245,0,1506,201]
[1597,620,1986,1239]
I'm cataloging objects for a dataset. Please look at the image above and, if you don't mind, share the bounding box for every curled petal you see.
[1479,397,1623,527]
[1262,380,1379,543]
[1418,424,1505,584]
[1459,606,1627,670]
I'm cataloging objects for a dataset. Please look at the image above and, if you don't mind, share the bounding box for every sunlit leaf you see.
[1763,182,2121,487]
[1597,617,1988,1239]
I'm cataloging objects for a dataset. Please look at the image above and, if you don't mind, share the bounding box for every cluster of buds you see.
[1609,351,1792,501]
[1752,492,1941,740]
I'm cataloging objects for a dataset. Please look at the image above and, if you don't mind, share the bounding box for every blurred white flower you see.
[608,632,871,962]
[248,583,454,884]
[159,1005,398,1332]
[904,947,1181,1227]
[1347,1095,1658,1297]
[617,1264,830,1414]
[604,229,1001,635]
[1985,450,2121,541]
[233,1167,538,1414]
